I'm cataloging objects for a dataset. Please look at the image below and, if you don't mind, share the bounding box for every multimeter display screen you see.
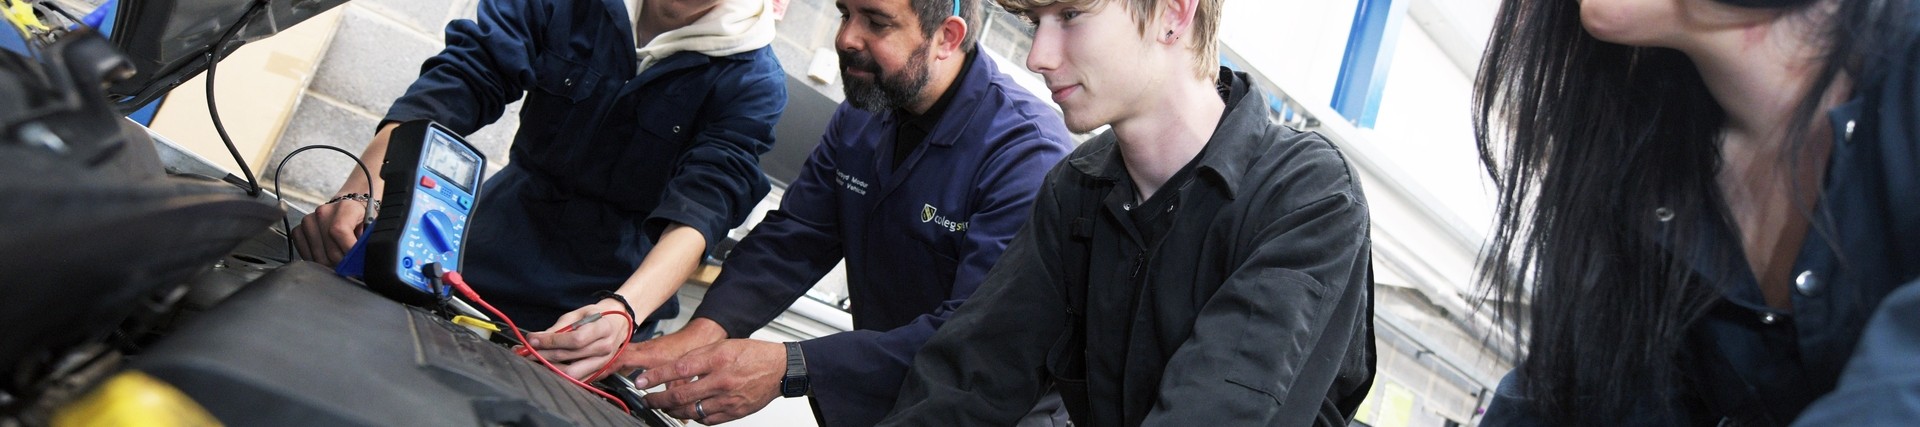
[424,131,480,192]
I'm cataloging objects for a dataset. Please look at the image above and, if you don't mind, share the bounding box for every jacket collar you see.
[1068,68,1262,199]
[876,47,999,148]
[1662,96,1866,315]
[896,53,973,137]
[607,0,636,52]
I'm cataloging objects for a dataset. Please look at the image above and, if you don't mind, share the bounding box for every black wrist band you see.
[592,290,637,324]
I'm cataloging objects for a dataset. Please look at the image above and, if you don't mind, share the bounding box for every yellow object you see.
[1375,381,1417,427]
[453,314,500,338]
[53,371,222,427]
[4,0,48,35]
[453,314,501,332]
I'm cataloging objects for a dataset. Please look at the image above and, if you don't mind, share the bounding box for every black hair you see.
[1472,0,1908,423]
[913,0,982,52]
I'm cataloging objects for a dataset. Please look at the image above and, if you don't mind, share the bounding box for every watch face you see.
[781,376,809,397]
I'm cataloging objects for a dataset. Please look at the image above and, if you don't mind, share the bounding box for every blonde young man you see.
[879,0,1376,425]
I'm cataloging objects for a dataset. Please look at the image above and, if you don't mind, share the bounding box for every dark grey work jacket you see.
[881,70,1376,426]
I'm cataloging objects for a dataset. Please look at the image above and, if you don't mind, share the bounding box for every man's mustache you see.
[839,50,880,76]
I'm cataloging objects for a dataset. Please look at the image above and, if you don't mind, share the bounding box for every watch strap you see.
[781,341,809,397]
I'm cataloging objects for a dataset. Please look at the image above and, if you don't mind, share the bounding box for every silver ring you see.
[695,400,708,419]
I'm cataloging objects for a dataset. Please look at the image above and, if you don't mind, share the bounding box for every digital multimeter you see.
[358,120,485,306]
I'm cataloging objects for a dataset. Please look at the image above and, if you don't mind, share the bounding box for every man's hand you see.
[530,223,711,380]
[293,197,370,266]
[616,318,729,373]
[526,298,637,380]
[635,339,788,425]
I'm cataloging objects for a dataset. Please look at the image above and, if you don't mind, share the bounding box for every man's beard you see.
[839,43,932,112]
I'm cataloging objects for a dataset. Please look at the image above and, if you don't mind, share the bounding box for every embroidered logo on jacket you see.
[921,204,969,232]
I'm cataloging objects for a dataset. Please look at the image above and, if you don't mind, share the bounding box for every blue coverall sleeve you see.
[642,55,785,251]
[798,133,1068,426]
[382,0,539,134]
[691,110,851,339]
[1791,279,1920,425]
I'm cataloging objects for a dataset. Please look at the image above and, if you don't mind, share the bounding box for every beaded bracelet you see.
[326,193,380,211]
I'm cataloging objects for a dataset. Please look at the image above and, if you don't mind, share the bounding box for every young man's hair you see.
[1472,0,1905,424]
[995,0,1221,79]
[915,0,984,53]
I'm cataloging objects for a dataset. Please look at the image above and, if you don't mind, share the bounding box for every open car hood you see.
[104,0,347,112]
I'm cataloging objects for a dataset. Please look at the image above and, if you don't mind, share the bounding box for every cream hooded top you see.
[625,0,778,74]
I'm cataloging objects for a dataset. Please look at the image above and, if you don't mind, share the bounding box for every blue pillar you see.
[1331,0,1406,128]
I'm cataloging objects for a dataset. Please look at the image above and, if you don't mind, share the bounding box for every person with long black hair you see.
[1475,0,1920,424]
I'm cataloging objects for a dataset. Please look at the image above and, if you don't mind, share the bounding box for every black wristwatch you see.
[780,342,809,398]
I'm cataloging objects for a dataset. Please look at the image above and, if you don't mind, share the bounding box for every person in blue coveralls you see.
[609,0,1075,425]
[294,0,786,379]
[1472,0,1920,425]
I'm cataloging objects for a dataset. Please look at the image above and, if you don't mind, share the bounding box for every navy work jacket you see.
[383,0,785,327]
[1484,15,1920,426]
[693,48,1073,426]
